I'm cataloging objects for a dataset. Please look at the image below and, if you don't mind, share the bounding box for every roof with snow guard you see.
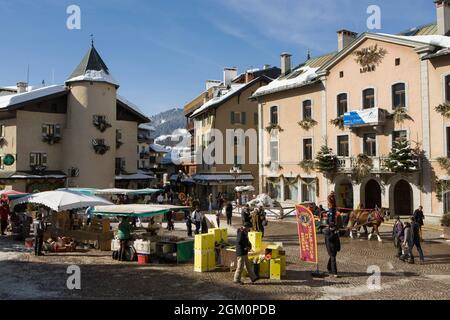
[0,85,68,110]
[66,45,119,87]
[190,75,272,118]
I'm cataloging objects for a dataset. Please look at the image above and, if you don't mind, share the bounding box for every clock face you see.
[3,154,15,166]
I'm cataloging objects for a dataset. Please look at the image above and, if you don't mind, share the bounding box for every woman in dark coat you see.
[324,222,341,277]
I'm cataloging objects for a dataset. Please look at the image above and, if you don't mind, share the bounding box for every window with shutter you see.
[55,125,61,137]
[0,125,5,138]
[230,112,235,124]
[254,112,258,125]
[30,153,36,166]
[42,124,48,137]
[42,153,48,166]
[241,112,246,125]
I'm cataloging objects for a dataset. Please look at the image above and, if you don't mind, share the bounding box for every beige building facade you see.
[0,45,150,192]
[253,0,450,224]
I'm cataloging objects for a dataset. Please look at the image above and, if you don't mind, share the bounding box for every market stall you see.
[11,190,114,251]
[92,204,194,263]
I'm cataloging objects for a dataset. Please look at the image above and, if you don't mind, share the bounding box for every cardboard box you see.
[266,244,281,259]
[194,234,214,250]
[270,258,282,280]
[249,232,262,252]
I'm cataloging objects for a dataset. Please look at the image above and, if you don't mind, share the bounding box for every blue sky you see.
[0,0,436,116]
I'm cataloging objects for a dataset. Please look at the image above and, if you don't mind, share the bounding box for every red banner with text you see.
[295,205,319,264]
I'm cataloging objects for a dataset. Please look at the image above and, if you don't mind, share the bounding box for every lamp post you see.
[230,166,242,210]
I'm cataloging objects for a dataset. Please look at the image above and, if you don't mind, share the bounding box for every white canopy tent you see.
[93,204,190,217]
[11,190,113,212]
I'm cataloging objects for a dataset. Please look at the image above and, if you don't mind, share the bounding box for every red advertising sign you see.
[295,205,318,264]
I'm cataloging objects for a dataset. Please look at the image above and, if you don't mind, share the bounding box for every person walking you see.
[192,206,202,235]
[157,193,164,205]
[201,212,209,234]
[392,216,405,258]
[241,204,251,227]
[413,206,425,241]
[0,200,9,236]
[166,210,175,231]
[118,217,133,261]
[226,201,233,226]
[185,210,193,237]
[208,194,213,214]
[327,191,337,225]
[33,213,45,256]
[400,222,414,264]
[324,222,341,278]
[410,217,425,264]
[234,222,258,285]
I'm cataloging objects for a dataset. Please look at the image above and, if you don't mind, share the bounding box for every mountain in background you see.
[149,108,185,137]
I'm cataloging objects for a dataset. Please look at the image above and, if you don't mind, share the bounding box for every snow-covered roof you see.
[115,173,155,181]
[117,95,149,121]
[66,69,119,87]
[139,124,155,131]
[252,66,319,98]
[377,34,450,48]
[0,85,67,110]
[149,144,168,153]
[191,83,246,117]
[155,129,190,143]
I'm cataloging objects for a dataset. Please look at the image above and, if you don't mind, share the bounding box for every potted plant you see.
[329,117,345,130]
[441,213,450,239]
[93,117,112,132]
[299,159,315,173]
[265,124,283,133]
[42,134,61,145]
[298,119,318,131]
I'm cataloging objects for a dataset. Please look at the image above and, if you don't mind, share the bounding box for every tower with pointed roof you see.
[63,43,119,188]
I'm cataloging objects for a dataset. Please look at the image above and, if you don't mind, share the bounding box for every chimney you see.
[245,71,255,83]
[337,29,358,52]
[16,82,28,93]
[280,53,292,76]
[263,64,271,70]
[206,80,221,91]
[223,67,238,87]
[436,0,450,36]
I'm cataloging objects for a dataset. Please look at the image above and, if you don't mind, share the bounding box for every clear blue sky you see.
[0,0,436,116]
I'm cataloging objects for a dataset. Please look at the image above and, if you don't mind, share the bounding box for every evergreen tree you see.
[315,145,338,173]
[385,140,418,173]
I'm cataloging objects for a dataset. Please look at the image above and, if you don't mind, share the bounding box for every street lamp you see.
[230,166,242,208]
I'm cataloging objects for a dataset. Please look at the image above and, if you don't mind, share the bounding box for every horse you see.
[347,208,386,242]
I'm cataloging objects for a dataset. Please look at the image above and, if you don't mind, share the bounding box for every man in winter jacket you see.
[410,217,425,263]
[400,222,414,264]
[413,206,425,241]
[324,222,341,277]
[33,213,46,256]
[392,216,404,258]
[234,222,258,285]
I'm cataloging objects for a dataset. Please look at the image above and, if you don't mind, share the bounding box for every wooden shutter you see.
[241,112,247,125]
[42,153,48,166]
[55,124,61,137]
[230,112,235,124]
[30,153,36,166]
[42,124,48,137]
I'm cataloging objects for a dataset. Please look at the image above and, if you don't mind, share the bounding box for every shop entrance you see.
[365,179,381,209]
[335,180,354,209]
[394,180,413,215]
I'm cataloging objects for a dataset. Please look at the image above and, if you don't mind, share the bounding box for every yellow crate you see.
[208,229,222,243]
[207,250,216,271]
[259,259,270,278]
[266,244,281,259]
[194,234,214,251]
[270,258,282,280]
[194,250,210,273]
[249,232,262,252]
[220,228,228,243]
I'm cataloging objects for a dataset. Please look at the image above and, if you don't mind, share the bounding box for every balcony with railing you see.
[337,156,421,174]
[343,108,388,129]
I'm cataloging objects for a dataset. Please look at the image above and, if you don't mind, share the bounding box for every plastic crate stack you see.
[194,228,228,272]
[248,232,286,280]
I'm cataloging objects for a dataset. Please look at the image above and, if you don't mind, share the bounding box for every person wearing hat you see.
[324,222,341,278]
[234,222,258,285]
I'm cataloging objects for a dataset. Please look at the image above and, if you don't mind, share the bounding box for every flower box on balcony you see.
[93,118,112,132]
[30,165,47,175]
[92,140,110,155]
[42,134,61,145]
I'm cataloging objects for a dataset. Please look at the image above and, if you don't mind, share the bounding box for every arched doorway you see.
[365,179,381,209]
[394,180,413,215]
[335,179,354,209]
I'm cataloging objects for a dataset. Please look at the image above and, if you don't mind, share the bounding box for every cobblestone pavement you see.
[0,217,449,300]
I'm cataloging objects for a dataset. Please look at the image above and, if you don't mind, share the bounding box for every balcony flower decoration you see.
[437,157,450,175]
[435,103,450,118]
[264,161,283,170]
[388,107,413,125]
[42,134,61,145]
[299,160,315,173]
[93,117,112,132]
[385,140,418,173]
[92,140,110,155]
[265,124,283,133]
[315,145,338,173]
[329,116,345,130]
[352,154,373,181]
[354,44,387,73]
[298,118,318,131]
[116,139,124,149]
